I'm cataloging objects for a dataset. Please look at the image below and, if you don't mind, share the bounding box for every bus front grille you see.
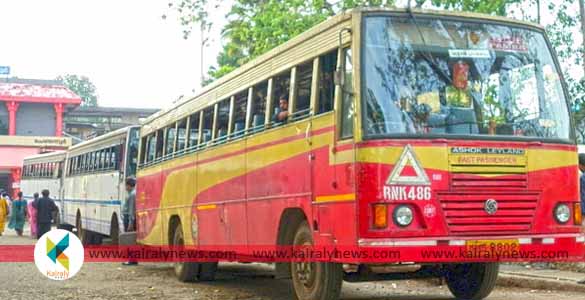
[439,193,538,236]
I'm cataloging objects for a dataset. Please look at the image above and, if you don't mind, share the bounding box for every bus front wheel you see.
[172,224,217,282]
[290,221,342,300]
[444,263,499,300]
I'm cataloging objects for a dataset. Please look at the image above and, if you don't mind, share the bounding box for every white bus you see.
[20,151,67,222]
[61,126,140,244]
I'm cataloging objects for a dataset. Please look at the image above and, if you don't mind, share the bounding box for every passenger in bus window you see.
[273,95,289,123]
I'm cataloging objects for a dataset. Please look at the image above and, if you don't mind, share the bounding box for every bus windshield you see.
[362,16,571,140]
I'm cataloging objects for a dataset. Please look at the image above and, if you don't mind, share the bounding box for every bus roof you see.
[23,150,67,164]
[68,125,138,154]
[141,7,543,133]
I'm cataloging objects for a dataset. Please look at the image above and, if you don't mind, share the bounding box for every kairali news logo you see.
[33,229,84,280]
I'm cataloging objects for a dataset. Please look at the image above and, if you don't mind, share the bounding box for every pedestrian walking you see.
[8,192,27,236]
[0,190,9,236]
[578,154,585,285]
[27,193,38,238]
[32,189,58,239]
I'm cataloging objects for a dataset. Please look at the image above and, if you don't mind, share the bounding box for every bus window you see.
[250,81,268,132]
[201,107,214,144]
[272,70,291,125]
[232,91,248,136]
[176,119,187,152]
[140,137,147,164]
[165,125,176,156]
[215,99,230,141]
[147,134,156,162]
[188,113,201,148]
[58,162,63,178]
[318,49,338,114]
[295,61,313,119]
[113,145,121,170]
[155,129,164,159]
[340,48,354,139]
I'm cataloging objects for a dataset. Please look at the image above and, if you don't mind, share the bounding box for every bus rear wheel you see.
[290,221,342,300]
[444,263,499,300]
[172,224,217,282]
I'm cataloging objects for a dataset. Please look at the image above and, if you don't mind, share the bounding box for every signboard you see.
[0,66,10,75]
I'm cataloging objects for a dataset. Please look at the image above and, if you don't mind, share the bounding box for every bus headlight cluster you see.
[554,204,571,224]
[393,205,413,227]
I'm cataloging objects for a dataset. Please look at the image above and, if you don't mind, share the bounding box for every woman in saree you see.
[27,193,38,238]
[0,191,9,236]
[8,192,27,236]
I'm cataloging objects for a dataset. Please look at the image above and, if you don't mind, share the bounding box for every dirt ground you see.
[0,226,583,300]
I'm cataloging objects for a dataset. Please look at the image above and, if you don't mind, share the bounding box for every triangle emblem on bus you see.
[386,144,430,186]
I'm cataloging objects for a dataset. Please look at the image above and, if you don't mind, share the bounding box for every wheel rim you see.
[293,241,317,290]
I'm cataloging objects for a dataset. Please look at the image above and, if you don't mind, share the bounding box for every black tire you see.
[110,216,120,245]
[290,221,343,300]
[172,224,218,282]
[444,263,499,300]
[75,214,89,245]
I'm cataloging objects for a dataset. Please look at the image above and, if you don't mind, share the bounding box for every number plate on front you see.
[465,239,519,251]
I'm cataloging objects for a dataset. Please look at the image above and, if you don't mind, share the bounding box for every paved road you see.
[0,226,583,300]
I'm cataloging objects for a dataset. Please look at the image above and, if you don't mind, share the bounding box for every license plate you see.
[465,239,519,251]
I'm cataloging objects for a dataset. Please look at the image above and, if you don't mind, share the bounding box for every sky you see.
[0,0,228,109]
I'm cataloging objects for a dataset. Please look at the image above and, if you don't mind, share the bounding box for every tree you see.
[56,74,99,107]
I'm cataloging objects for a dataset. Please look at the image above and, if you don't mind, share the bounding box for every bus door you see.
[121,127,140,228]
[312,46,356,245]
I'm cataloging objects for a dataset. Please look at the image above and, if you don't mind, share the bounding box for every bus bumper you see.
[352,233,585,263]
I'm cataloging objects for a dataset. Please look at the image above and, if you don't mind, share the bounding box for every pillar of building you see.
[6,101,19,136]
[54,103,64,137]
[11,168,21,199]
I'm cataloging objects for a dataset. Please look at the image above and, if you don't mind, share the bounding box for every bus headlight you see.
[554,203,571,224]
[393,205,413,227]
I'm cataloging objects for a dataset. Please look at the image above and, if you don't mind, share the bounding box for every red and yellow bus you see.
[136,8,584,300]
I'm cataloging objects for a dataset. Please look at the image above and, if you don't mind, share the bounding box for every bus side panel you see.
[196,141,248,246]
[136,165,164,245]
[245,121,314,246]
[158,154,198,246]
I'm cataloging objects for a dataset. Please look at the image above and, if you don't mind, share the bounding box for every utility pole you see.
[536,0,541,24]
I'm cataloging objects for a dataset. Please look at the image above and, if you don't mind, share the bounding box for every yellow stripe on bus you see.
[197,204,217,210]
[314,193,355,203]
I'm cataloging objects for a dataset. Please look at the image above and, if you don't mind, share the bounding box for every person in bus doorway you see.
[122,177,138,266]
[272,95,289,124]
[0,190,9,236]
[28,193,39,238]
[33,189,58,239]
[8,192,27,236]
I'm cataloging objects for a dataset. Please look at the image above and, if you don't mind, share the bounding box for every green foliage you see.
[56,74,98,107]
[430,0,521,15]
[170,0,585,141]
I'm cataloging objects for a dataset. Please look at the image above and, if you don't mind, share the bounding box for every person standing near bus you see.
[28,193,39,238]
[0,190,9,236]
[8,192,27,236]
[122,177,138,265]
[33,189,58,238]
